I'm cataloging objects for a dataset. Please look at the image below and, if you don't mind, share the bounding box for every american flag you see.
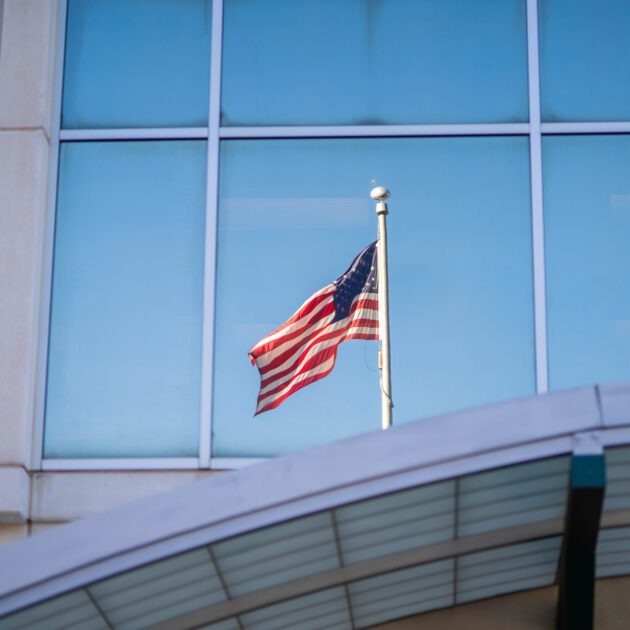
[249,242,379,415]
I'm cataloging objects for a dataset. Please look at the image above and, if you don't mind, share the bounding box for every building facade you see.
[1,0,630,627]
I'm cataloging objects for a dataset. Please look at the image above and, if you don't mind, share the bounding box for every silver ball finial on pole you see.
[371,186,391,217]
[370,186,391,201]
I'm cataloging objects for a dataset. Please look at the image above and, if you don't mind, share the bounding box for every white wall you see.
[0,0,57,531]
[0,2,218,542]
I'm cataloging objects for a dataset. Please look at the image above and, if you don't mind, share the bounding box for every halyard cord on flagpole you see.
[371,186,393,430]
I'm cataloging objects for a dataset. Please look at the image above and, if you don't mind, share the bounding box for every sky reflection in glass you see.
[544,135,630,389]
[213,137,534,457]
[539,0,630,122]
[45,141,206,458]
[62,0,212,129]
[221,0,529,126]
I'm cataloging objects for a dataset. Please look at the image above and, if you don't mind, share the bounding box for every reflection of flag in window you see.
[249,242,379,415]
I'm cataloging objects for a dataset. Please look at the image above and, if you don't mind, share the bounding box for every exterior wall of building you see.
[0,0,57,538]
[0,0,211,544]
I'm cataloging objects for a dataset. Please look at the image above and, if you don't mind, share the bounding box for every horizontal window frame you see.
[41,458,202,471]
[219,124,530,138]
[59,128,209,141]
[39,458,265,471]
[58,122,630,144]
[541,122,630,134]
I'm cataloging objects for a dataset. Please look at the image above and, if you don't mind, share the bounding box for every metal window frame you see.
[199,0,225,470]
[526,0,549,394]
[219,124,530,139]
[34,0,630,472]
[58,128,209,141]
[41,458,201,472]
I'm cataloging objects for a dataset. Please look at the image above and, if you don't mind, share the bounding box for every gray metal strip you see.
[526,0,549,394]
[199,0,224,468]
[219,123,530,139]
[0,1,4,66]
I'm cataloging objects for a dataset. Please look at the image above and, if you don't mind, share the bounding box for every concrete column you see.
[0,0,58,523]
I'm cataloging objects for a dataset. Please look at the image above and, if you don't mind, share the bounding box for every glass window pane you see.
[44,141,206,458]
[539,0,630,122]
[62,0,212,129]
[544,135,630,390]
[221,0,529,126]
[213,137,534,457]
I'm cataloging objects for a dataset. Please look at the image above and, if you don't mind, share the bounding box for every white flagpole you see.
[371,186,393,430]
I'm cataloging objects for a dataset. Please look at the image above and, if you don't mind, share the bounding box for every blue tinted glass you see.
[544,135,630,389]
[45,141,206,458]
[214,137,534,457]
[222,0,529,126]
[62,0,212,129]
[539,0,630,122]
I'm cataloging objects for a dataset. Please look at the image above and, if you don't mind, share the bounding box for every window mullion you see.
[199,0,225,468]
[527,0,548,394]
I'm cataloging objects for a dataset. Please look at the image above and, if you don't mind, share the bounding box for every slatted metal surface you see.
[595,446,630,580]
[240,588,351,630]
[348,559,454,628]
[91,549,227,629]
[457,457,568,537]
[0,591,106,630]
[213,512,340,598]
[596,527,630,579]
[335,482,455,566]
[0,456,573,630]
[198,620,242,630]
[456,537,561,604]
[603,446,630,513]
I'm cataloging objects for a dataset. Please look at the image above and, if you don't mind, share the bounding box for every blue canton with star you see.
[331,241,378,322]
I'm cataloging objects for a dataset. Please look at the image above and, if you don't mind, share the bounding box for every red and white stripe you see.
[249,286,379,415]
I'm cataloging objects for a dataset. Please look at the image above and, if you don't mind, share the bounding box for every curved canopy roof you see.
[1,383,630,629]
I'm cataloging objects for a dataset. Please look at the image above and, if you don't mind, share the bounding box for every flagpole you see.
[371,186,393,430]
